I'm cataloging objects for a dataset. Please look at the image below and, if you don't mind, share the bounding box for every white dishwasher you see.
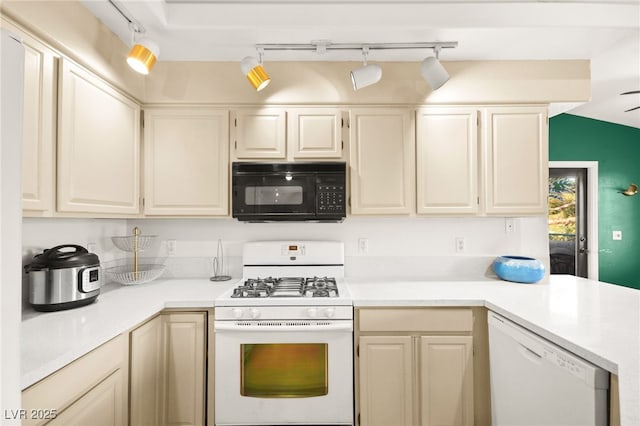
[488,311,609,426]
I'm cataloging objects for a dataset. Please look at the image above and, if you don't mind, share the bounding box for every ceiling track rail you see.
[255,41,458,53]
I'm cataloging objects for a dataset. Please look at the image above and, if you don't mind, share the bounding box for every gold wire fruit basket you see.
[108,227,165,285]
[104,262,165,285]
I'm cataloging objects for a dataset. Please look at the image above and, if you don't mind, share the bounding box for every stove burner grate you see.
[230,276,339,298]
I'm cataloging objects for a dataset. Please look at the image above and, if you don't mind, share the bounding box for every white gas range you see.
[215,241,354,426]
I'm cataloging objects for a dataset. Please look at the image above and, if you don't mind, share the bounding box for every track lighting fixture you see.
[251,41,457,91]
[107,0,159,75]
[127,27,159,75]
[420,46,450,90]
[240,50,271,91]
[350,47,382,91]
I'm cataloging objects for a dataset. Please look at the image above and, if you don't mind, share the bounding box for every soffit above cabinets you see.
[79,0,639,128]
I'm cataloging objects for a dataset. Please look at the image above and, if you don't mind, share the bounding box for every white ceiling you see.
[82,0,640,128]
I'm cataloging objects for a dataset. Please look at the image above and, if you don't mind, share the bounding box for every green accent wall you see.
[549,114,640,289]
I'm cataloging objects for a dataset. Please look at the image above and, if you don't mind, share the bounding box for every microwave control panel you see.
[317,175,345,215]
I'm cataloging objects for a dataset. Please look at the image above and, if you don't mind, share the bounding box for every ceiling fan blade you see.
[624,106,640,112]
[621,90,640,95]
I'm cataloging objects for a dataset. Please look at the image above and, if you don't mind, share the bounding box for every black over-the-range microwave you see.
[231,161,346,222]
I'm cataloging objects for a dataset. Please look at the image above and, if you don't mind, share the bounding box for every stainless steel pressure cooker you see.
[24,244,101,312]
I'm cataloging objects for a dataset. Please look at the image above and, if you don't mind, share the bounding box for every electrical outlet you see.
[167,239,177,256]
[455,237,465,253]
[87,242,97,253]
[358,238,369,254]
[505,218,516,233]
[612,230,622,241]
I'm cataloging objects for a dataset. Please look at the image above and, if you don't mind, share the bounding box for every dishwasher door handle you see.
[519,343,543,363]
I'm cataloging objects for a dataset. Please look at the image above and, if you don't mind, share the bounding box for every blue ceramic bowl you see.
[493,255,545,284]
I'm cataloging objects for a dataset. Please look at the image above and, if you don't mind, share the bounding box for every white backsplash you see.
[22,216,550,285]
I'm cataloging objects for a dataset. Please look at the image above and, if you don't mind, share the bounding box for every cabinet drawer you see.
[358,308,472,332]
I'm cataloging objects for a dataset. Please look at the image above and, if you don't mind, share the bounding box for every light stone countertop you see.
[21,275,640,425]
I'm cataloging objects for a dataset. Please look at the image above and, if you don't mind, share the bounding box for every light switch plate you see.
[612,230,622,241]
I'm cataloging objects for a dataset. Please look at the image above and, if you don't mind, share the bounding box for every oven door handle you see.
[214,322,353,332]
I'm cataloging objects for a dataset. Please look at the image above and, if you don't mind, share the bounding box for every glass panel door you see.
[548,168,588,277]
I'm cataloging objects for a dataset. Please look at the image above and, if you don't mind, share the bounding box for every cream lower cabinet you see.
[482,106,548,215]
[57,58,140,215]
[357,308,475,426]
[349,108,414,215]
[130,312,206,426]
[143,108,229,216]
[21,334,129,426]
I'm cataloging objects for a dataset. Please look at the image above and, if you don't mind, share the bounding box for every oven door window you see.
[241,343,328,398]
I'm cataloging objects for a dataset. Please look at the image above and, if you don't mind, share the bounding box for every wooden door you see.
[359,336,414,426]
[349,108,414,215]
[143,108,229,216]
[416,108,479,215]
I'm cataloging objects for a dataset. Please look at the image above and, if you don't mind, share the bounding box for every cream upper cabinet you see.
[357,308,475,426]
[416,108,479,215]
[232,107,344,160]
[289,108,343,159]
[232,108,286,159]
[20,28,57,216]
[22,334,129,426]
[143,108,229,216]
[5,23,58,216]
[482,106,548,215]
[130,312,207,426]
[57,58,140,215]
[349,108,414,215]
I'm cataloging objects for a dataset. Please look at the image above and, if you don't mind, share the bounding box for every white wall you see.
[127,216,550,280]
[21,215,550,286]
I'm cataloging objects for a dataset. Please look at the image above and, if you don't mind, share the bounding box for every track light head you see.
[350,48,382,91]
[420,47,450,90]
[127,37,159,75]
[350,64,382,91]
[240,55,271,91]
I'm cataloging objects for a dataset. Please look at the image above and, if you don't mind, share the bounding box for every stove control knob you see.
[232,308,243,319]
[307,308,318,318]
[324,308,335,318]
[249,308,261,319]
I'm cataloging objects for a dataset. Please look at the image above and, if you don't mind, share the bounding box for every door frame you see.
[549,161,599,280]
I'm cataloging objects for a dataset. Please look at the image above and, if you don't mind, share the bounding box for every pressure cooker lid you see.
[26,244,100,270]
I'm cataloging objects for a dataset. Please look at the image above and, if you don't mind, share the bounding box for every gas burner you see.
[303,277,338,298]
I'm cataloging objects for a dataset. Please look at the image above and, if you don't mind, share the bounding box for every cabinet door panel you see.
[57,59,140,214]
[233,109,286,158]
[350,109,414,215]
[130,316,163,425]
[20,31,56,214]
[290,108,342,158]
[162,313,206,426]
[48,370,125,426]
[417,108,478,215]
[359,336,414,426]
[420,336,474,426]
[144,108,229,215]
[483,106,548,215]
